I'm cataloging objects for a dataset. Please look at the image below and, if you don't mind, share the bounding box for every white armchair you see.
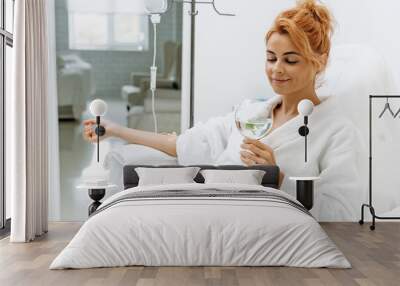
[57,54,95,120]
[124,41,182,108]
[123,41,182,133]
[128,88,181,133]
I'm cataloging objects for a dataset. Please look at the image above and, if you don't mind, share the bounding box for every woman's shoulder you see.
[321,111,359,137]
[316,96,359,130]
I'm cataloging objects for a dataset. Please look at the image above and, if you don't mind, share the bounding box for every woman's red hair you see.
[266,0,333,72]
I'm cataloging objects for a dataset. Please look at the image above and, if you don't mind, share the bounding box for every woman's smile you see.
[271,78,291,85]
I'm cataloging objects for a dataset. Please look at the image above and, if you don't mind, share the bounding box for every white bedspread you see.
[50,183,350,269]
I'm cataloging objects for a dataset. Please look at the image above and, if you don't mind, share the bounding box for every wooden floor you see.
[0,222,399,286]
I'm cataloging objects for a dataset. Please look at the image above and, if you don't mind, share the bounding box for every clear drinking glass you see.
[235,99,273,140]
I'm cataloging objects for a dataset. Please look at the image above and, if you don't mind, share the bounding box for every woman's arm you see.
[82,119,177,157]
[113,125,177,157]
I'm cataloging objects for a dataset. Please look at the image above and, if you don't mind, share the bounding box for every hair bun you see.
[298,0,328,24]
[298,0,318,11]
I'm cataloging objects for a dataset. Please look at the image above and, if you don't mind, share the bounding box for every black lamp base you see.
[298,125,309,136]
[95,125,106,136]
[88,188,105,216]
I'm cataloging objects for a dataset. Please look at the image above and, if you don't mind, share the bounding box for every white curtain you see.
[9,0,49,242]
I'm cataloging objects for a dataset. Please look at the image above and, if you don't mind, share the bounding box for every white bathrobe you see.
[176,95,367,221]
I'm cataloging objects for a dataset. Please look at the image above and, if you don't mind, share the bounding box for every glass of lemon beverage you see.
[235,99,273,140]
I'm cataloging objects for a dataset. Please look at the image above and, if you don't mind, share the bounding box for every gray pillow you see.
[200,169,266,185]
[135,167,201,186]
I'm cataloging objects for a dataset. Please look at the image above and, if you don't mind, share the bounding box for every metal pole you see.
[189,0,196,127]
[96,116,100,163]
[97,127,100,163]
[369,95,372,206]
[305,133,307,162]
[0,0,5,230]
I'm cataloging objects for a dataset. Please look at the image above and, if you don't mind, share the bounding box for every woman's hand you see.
[240,138,277,166]
[82,118,120,143]
[240,138,285,187]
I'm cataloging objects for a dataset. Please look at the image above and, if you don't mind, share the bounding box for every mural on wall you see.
[52,0,400,221]
[190,0,400,218]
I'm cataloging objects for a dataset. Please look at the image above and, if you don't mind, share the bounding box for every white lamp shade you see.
[89,99,108,117]
[145,0,168,14]
[297,99,314,116]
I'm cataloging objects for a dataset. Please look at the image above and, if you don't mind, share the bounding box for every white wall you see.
[180,0,400,216]
[194,0,283,122]
[189,0,400,122]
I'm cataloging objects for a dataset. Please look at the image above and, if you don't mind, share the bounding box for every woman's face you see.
[266,32,318,96]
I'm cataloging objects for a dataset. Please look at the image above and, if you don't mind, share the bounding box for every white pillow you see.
[200,169,266,185]
[135,167,200,186]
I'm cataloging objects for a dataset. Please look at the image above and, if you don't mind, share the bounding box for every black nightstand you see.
[77,184,117,216]
[289,177,320,210]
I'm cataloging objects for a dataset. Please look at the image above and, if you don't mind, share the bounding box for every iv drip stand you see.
[166,0,235,127]
[189,0,196,127]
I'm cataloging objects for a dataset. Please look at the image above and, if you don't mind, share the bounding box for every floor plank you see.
[0,222,399,286]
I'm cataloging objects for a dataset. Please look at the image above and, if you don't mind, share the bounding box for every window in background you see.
[5,0,13,33]
[67,0,148,51]
[1,0,14,234]
[113,14,146,47]
[5,44,11,222]
[0,6,3,232]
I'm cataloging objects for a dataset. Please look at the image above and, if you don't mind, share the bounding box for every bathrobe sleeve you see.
[176,112,235,165]
[313,121,367,221]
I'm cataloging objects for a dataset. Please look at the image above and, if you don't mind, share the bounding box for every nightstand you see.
[77,183,117,216]
[289,177,320,210]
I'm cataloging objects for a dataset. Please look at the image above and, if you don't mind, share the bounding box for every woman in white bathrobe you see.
[83,0,365,221]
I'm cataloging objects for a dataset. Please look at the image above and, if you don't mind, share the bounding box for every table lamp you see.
[289,99,319,210]
[89,99,107,162]
[78,99,115,216]
[297,99,314,163]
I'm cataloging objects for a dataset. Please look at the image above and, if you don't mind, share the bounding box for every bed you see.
[50,165,350,269]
